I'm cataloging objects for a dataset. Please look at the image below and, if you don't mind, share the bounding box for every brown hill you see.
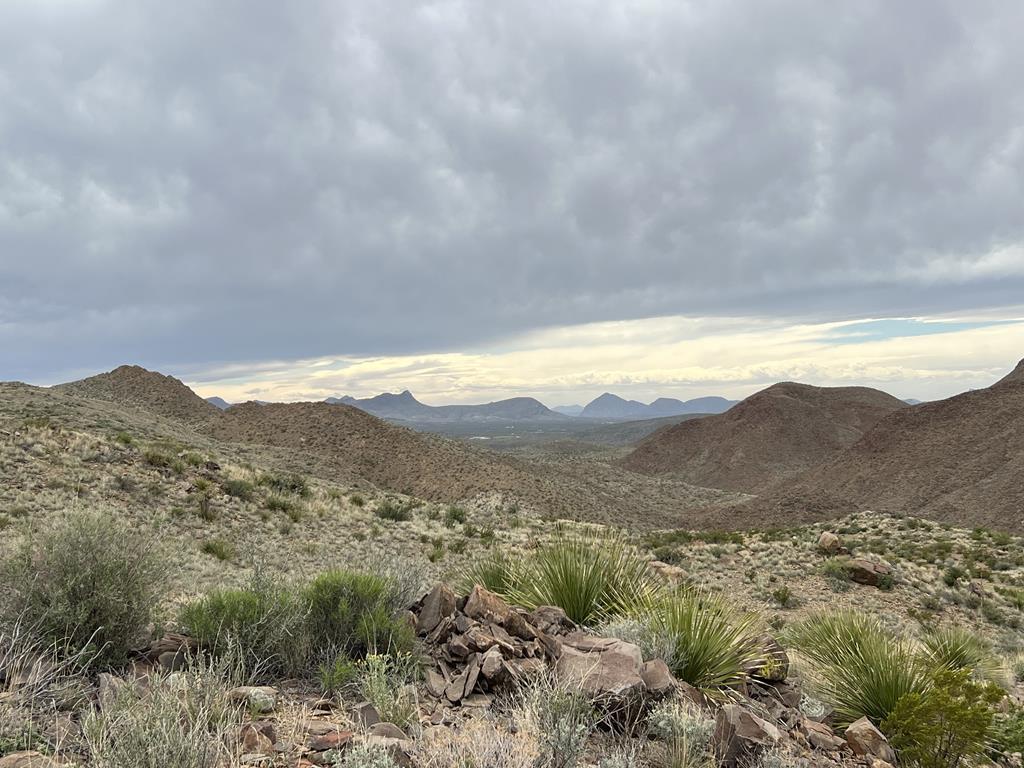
[54,364,220,424]
[621,382,907,493]
[744,359,1024,532]
[199,400,741,530]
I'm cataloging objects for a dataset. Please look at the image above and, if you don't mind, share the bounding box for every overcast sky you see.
[2,1,1023,404]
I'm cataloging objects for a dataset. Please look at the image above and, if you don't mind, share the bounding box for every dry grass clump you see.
[414,717,540,767]
[82,657,239,768]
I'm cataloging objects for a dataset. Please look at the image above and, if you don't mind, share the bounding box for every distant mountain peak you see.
[997,358,1024,386]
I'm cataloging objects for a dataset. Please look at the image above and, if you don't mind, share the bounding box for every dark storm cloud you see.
[1,0,1023,382]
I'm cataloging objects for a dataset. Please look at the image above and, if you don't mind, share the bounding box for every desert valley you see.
[3,360,1024,767]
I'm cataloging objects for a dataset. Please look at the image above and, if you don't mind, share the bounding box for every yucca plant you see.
[646,587,760,695]
[919,625,1008,688]
[458,550,524,597]
[785,611,932,728]
[505,530,661,625]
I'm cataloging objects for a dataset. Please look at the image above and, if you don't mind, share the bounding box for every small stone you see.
[369,722,408,740]
[228,686,278,714]
[0,753,62,768]
[425,669,447,698]
[713,704,782,768]
[349,701,381,728]
[158,649,188,671]
[307,729,353,751]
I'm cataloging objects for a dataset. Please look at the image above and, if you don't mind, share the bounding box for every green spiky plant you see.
[919,625,1008,688]
[504,529,661,625]
[645,587,760,695]
[784,611,932,728]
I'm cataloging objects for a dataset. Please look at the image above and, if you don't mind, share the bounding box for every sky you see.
[2,1,1023,405]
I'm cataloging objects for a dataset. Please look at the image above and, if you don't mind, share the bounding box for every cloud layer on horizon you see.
[2,1,1023,387]
[186,313,1024,406]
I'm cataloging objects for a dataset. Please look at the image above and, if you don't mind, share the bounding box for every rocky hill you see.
[54,365,221,424]
[749,359,1024,531]
[621,382,907,493]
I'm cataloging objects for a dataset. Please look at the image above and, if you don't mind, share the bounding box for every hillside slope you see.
[54,365,221,424]
[621,382,907,492]
[749,360,1024,531]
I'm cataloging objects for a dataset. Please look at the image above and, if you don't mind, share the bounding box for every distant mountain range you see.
[324,390,568,423]
[324,390,739,423]
[205,396,232,410]
[579,393,737,419]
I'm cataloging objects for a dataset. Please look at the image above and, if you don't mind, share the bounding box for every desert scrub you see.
[518,673,597,768]
[357,653,420,731]
[200,538,235,562]
[375,498,417,522]
[881,667,1002,768]
[1,510,165,670]
[646,698,715,767]
[258,472,310,498]
[304,569,415,660]
[221,478,255,501]
[83,658,237,768]
[414,716,540,768]
[180,571,309,681]
[336,744,398,768]
[818,557,851,591]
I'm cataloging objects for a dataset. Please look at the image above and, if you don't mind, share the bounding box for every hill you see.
[748,359,1024,531]
[326,391,569,423]
[54,365,220,424]
[622,382,907,493]
[580,392,737,420]
[205,396,232,410]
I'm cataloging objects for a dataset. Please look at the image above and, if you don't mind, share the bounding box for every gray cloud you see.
[1,0,1023,382]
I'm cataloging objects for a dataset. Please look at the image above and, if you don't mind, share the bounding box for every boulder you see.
[845,717,896,764]
[528,605,576,635]
[847,559,893,588]
[417,584,457,635]
[713,704,782,767]
[817,531,841,554]
[464,585,512,625]
[555,639,645,700]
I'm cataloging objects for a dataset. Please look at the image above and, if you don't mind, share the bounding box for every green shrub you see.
[200,539,235,562]
[520,673,597,768]
[505,531,660,625]
[645,588,759,694]
[375,499,415,522]
[992,705,1024,759]
[222,479,255,501]
[919,626,1007,686]
[443,506,468,527]
[318,653,359,696]
[771,585,796,608]
[942,566,966,587]
[1,511,164,670]
[265,494,294,513]
[881,668,1001,768]
[350,494,366,507]
[784,611,931,727]
[819,557,851,591]
[336,743,398,768]
[258,473,310,498]
[143,449,185,474]
[646,698,715,768]
[179,572,308,681]
[304,569,414,660]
